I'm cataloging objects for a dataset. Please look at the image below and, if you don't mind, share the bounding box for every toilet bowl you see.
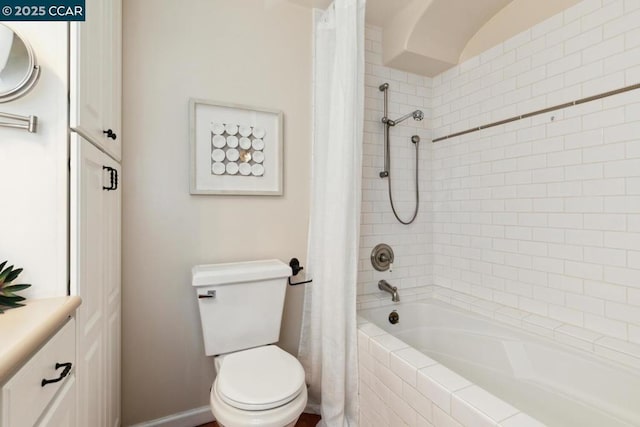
[211,346,307,427]
[192,260,308,427]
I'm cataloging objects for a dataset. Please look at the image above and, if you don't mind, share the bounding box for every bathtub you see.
[357,299,640,427]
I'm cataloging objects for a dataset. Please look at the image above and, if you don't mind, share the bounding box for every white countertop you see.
[0,296,81,383]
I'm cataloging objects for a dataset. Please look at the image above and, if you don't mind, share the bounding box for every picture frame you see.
[189,98,284,195]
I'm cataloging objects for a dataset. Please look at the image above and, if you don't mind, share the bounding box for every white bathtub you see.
[358,299,640,427]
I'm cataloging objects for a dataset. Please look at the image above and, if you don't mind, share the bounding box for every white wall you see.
[460,0,583,61]
[0,23,68,299]
[358,25,433,297]
[121,1,313,424]
[431,0,640,347]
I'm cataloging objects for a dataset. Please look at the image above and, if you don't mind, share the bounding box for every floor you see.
[199,413,321,427]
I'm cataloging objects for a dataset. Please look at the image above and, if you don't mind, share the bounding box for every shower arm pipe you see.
[384,110,417,127]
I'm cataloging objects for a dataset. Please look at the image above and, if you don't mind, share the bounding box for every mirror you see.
[0,24,40,103]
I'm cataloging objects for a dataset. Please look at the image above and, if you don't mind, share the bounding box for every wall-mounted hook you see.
[288,257,313,286]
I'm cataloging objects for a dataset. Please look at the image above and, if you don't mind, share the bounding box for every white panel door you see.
[105,159,121,427]
[106,307,121,427]
[70,0,122,160]
[71,135,120,427]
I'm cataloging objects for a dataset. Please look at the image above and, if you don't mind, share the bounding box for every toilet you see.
[192,259,307,427]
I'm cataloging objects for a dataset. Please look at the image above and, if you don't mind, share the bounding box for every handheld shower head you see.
[386,109,424,126]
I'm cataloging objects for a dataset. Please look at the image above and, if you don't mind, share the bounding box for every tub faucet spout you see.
[378,280,400,302]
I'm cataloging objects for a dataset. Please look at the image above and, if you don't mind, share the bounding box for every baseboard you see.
[129,406,214,427]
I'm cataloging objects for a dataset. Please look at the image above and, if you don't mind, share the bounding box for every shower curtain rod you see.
[432,82,640,143]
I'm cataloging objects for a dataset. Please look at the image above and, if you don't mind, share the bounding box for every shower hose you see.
[385,131,420,225]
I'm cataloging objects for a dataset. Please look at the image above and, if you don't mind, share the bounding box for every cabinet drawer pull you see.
[103,129,117,140]
[41,362,72,387]
[102,166,119,191]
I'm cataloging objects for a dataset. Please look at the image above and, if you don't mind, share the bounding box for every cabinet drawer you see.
[1,318,75,427]
[35,375,76,427]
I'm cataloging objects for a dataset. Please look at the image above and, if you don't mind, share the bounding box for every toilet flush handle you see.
[198,290,216,299]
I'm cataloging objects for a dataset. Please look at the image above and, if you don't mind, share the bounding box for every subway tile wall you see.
[430,0,640,345]
[358,25,434,296]
[358,1,640,424]
[431,0,640,140]
[360,0,640,346]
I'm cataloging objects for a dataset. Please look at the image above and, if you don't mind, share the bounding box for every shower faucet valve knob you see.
[371,243,394,271]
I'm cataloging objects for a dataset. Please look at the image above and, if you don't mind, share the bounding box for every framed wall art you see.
[189,98,283,195]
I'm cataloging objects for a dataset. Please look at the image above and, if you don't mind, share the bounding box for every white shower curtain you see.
[298,0,365,426]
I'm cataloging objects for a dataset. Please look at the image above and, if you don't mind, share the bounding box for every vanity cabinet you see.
[1,6,121,427]
[69,0,122,424]
[71,134,121,427]
[70,0,122,161]
[1,319,76,427]
[36,377,76,427]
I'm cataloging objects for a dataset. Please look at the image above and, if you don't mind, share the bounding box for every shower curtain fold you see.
[297,1,365,426]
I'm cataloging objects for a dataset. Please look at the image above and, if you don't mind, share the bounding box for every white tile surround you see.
[358,25,433,296]
[358,0,640,425]
[430,0,640,348]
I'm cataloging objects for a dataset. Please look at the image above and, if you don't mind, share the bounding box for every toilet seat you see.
[210,380,307,427]
[216,345,306,411]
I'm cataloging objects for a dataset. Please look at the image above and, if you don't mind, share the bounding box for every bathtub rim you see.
[358,296,640,378]
[357,285,640,373]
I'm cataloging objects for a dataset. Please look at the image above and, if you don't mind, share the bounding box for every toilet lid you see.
[216,346,306,411]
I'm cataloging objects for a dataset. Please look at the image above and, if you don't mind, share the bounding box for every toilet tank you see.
[192,259,292,356]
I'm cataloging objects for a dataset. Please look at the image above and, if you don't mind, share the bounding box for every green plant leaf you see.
[0,262,29,309]
[3,284,30,293]
[4,268,22,284]
[1,294,24,300]
[0,294,26,302]
[0,300,23,308]
[0,293,25,302]
[0,265,14,284]
[0,301,24,309]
